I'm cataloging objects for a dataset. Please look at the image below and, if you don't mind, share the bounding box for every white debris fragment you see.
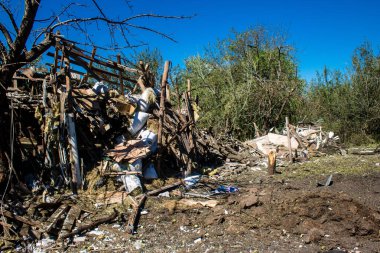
[194,237,202,244]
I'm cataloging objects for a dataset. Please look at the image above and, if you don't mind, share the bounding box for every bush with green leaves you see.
[183,27,304,139]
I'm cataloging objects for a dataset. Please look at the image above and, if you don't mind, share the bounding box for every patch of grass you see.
[284,154,380,178]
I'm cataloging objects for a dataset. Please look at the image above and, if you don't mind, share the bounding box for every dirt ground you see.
[42,154,380,253]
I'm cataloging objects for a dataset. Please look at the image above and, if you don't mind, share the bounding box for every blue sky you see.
[3,0,380,81]
[124,0,380,81]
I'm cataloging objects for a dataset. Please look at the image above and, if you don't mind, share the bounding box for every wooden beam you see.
[47,52,136,85]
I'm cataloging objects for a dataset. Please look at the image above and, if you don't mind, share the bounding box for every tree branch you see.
[12,0,41,59]
[24,33,54,63]
[0,1,19,33]
[0,22,14,49]
[50,14,189,31]
[32,2,85,45]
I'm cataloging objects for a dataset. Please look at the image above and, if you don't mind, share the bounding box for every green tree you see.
[351,42,380,141]
[184,27,304,139]
[304,68,355,142]
[303,42,380,144]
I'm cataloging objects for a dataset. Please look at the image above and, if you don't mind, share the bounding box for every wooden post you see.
[166,84,171,102]
[64,47,82,191]
[117,54,124,95]
[157,61,170,176]
[175,82,181,114]
[268,150,276,175]
[67,113,81,191]
[184,88,195,176]
[52,31,61,75]
[286,116,293,163]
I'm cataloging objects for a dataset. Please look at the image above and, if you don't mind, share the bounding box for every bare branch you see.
[91,0,107,19]
[50,14,191,31]
[125,23,177,42]
[91,0,117,47]
[123,13,194,22]
[0,22,13,49]
[0,1,19,33]
[32,2,85,45]
[45,14,184,43]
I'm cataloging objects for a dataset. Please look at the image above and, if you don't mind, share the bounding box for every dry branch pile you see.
[1,35,343,250]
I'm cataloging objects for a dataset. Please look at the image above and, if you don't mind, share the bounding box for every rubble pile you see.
[1,35,344,251]
[245,122,342,161]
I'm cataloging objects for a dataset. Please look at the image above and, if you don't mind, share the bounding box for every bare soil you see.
[65,154,380,253]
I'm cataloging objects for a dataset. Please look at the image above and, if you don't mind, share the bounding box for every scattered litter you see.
[194,237,202,244]
[158,191,170,198]
[213,185,239,193]
[317,174,333,187]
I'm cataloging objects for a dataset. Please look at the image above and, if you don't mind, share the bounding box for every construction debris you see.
[1,34,344,250]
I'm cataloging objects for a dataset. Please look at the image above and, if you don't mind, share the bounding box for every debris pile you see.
[245,121,342,162]
[1,34,344,250]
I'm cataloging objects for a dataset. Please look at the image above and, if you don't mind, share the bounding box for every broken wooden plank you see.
[127,194,146,234]
[45,205,70,233]
[59,210,118,240]
[58,206,82,239]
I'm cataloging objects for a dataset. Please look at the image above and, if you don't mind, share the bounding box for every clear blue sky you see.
[126,0,380,81]
[121,0,380,81]
[4,0,380,81]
